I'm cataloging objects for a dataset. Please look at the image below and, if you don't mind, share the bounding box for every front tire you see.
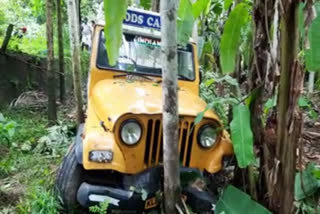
[56,143,84,212]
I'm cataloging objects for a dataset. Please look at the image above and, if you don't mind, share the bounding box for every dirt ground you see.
[301,93,320,168]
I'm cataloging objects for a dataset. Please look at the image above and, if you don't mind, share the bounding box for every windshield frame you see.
[96,30,196,81]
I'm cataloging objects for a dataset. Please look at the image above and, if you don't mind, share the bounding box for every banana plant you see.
[220,2,250,74]
[305,2,320,72]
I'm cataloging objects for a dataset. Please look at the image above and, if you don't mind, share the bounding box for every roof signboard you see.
[123,8,161,31]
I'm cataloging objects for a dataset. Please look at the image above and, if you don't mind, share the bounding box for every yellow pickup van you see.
[56,8,233,213]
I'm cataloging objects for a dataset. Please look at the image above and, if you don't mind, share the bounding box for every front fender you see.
[82,131,126,172]
[204,130,234,173]
[75,123,84,164]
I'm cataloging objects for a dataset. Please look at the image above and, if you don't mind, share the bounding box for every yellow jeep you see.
[56,8,233,213]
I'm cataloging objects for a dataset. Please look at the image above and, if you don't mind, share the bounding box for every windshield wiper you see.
[113,72,153,81]
[155,74,192,84]
[114,56,154,81]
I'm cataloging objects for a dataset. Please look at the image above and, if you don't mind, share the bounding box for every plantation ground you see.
[0,92,319,213]
[0,105,76,214]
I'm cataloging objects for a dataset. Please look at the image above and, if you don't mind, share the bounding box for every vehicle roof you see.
[94,24,195,44]
[95,7,195,43]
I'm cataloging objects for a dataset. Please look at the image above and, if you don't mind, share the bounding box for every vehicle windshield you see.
[97,31,195,80]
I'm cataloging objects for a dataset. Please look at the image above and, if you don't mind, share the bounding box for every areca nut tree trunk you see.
[66,0,85,124]
[46,0,57,122]
[272,1,303,213]
[161,0,181,213]
[152,0,160,12]
[56,0,65,103]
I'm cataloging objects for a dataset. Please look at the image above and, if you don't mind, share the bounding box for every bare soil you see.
[0,177,25,207]
[300,93,320,168]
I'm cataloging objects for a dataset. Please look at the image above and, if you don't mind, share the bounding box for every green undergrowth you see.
[0,107,76,214]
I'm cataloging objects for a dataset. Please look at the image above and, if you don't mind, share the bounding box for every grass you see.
[0,107,76,213]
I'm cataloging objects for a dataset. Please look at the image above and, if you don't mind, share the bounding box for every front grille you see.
[144,118,195,167]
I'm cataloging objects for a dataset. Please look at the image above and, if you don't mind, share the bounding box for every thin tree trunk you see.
[0,24,14,53]
[191,0,198,44]
[56,0,65,103]
[250,0,277,204]
[272,2,302,213]
[67,0,84,124]
[46,0,57,123]
[77,0,82,41]
[152,0,160,12]
[308,71,315,93]
[161,0,181,213]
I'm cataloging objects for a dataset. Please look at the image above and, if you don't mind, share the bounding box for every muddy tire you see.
[56,143,84,212]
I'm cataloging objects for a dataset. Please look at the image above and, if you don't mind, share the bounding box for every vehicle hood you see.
[91,79,220,130]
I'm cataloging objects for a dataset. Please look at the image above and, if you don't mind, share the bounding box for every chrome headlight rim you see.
[197,124,218,148]
[120,119,143,146]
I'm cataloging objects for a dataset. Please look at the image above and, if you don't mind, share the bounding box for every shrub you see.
[0,112,17,147]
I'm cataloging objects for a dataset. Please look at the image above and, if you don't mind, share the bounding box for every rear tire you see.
[56,143,84,212]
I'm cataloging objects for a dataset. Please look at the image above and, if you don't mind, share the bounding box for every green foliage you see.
[220,3,249,74]
[31,0,46,23]
[230,104,254,168]
[0,10,5,25]
[192,0,211,18]
[215,75,239,87]
[17,186,61,214]
[35,123,73,156]
[200,72,240,126]
[305,2,320,72]
[8,30,48,56]
[0,108,73,212]
[216,185,271,214]
[298,96,319,121]
[0,109,48,177]
[81,49,91,77]
[224,0,234,10]
[244,87,260,107]
[200,41,214,70]
[295,164,319,201]
[0,113,17,147]
[295,198,320,214]
[241,19,253,69]
[8,110,48,148]
[89,200,109,214]
[104,0,128,66]
[140,0,151,10]
[195,111,206,125]
[0,9,6,35]
[294,163,320,214]
[312,168,320,179]
[196,76,238,124]
[212,1,223,15]
[198,68,256,172]
[0,0,62,57]
[178,0,210,46]
[177,0,195,46]
[264,96,277,114]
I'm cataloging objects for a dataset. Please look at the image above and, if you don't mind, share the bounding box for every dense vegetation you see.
[0,108,75,213]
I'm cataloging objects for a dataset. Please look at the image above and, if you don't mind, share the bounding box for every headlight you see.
[120,119,142,145]
[198,125,217,148]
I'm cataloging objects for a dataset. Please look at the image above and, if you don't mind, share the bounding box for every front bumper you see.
[77,167,217,213]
